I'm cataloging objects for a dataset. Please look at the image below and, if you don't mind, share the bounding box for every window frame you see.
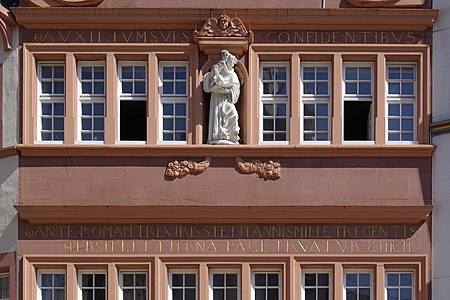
[77,269,107,300]
[343,269,373,300]
[385,62,417,145]
[0,273,9,300]
[385,270,415,300]
[300,62,332,145]
[301,269,333,300]
[158,61,189,145]
[208,269,240,300]
[117,60,148,144]
[77,61,106,144]
[118,270,148,300]
[37,269,66,300]
[36,61,66,144]
[168,269,198,300]
[251,269,282,300]
[342,62,375,144]
[259,62,290,145]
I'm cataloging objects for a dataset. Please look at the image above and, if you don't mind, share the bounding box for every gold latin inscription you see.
[62,239,413,254]
[23,224,418,240]
[264,31,418,44]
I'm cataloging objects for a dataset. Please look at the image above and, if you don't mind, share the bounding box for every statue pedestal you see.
[208,140,239,145]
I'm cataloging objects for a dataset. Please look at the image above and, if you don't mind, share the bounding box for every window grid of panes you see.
[169,271,197,300]
[343,65,373,97]
[386,271,414,300]
[120,272,147,300]
[0,274,8,300]
[260,64,289,143]
[301,64,331,142]
[210,271,239,300]
[79,272,106,300]
[253,271,280,300]
[119,63,147,96]
[386,64,416,142]
[344,271,371,300]
[79,64,105,142]
[303,271,331,300]
[39,64,65,142]
[38,271,65,300]
[160,63,188,142]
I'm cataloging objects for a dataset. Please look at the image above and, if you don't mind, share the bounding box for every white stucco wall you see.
[0,155,17,253]
[432,1,450,299]
[1,27,19,148]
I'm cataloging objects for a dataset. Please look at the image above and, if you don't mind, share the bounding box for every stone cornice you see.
[15,144,435,158]
[0,147,18,158]
[11,8,438,31]
[15,205,432,224]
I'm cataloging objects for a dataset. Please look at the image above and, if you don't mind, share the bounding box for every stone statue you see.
[203,50,240,144]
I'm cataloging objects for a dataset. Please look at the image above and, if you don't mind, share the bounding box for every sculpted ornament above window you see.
[194,14,252,38]
[346,0,426,7]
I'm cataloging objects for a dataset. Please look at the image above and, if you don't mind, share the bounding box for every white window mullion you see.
[301,63,331,144]
[260,62,290,145]
[159,61,189,144]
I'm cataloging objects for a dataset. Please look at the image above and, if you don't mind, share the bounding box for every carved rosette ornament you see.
[194,14,253,56]
[236,157,281,180]
[165,157,211,179]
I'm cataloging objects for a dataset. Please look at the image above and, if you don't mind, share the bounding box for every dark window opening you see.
[344,101,372,141]
[120,101,147,141]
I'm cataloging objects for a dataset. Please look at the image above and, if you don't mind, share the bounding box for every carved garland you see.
[236,157,281,180]
[165,157,211,179]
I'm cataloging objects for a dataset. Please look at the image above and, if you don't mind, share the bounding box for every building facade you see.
[431,0,450,299]
[0,0,439,299]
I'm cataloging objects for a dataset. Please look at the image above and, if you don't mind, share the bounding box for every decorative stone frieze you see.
[235,157,281,180]
[194,14,253,57]
[165,157,211,179]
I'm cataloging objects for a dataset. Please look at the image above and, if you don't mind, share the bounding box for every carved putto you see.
[236,157,281,180]
[195,14,252,38]
[165,157,211,179]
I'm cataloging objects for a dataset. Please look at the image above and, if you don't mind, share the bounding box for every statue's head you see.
[220,50,238,69]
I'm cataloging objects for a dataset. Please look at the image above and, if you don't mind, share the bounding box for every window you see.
[0,273,9,300]
[343,63,373,142]
[37,270,65,300]
[386,271,414,300]
[38,63,65,142]
[302,270,331,300]
[344,271,372,300]
[78,271,107,300]
[168,270,197,300]
[260,63,289,144]
[118,62,147,142]
[209,270,239,300]
[386,64,416,143]
[252,270,281,300]
[119,271,147,300]
[159,62,189,143]
[301,63,331,143]
[78,62,105,142]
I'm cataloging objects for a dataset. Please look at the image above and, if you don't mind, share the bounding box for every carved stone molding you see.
[194,14,253,57]
[235,157,281,180]
[165,157,211,179]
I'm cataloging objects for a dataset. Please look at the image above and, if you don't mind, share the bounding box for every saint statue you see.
[203,50,241,144]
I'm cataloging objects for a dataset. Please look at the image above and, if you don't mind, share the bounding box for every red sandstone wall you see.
[18,157,431,207]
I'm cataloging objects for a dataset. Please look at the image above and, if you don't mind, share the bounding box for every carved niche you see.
[194,14,253,56]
